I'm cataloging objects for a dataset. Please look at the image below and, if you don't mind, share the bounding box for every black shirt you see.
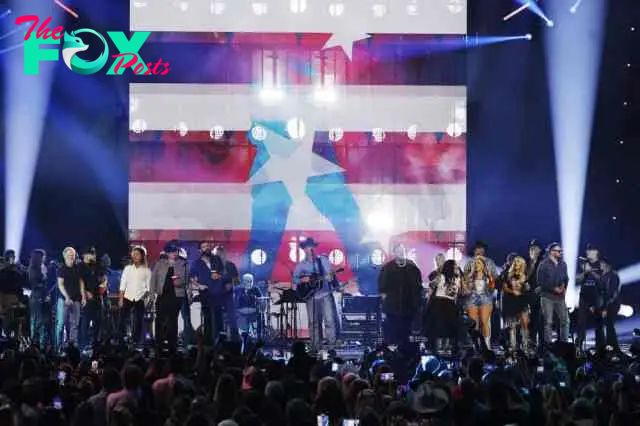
[58,264,83,302]
[0,265,25,293]
[162,266,176,299]
[80,262,99,295]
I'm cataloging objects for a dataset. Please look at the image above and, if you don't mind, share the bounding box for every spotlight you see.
[570,7,576,14]
[547,20,554,27]
[526,33,532,40]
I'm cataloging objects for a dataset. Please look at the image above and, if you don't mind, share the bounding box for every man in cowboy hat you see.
[292,237,338,350]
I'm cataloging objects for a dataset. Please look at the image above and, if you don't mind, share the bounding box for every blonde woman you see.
[463,256,494,349]
[502,256,530,351]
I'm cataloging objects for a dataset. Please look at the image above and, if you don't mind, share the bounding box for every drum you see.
[235,288,258,316]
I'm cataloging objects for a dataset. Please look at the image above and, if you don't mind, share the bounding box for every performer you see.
[424,253,445,348]
[190,241,219,343]
[79,246,101,348]
[378,244,422,350]
[214,245,239,341]
[575,244,603,351]
[462,256,495,350]
[151,243,188,350]
[595,259,620,353]
[27,249,48,347]
[236,273,263,337]
[426,259,462,354]
[178,247,193,346]
[463,241,497,276]
[537,242,570,348]
[502,256,530,352]
[57,247,85,347]
[0,250,25,335]
[526,239,543,350]
[294,238,339,350]
[119,247,151,345]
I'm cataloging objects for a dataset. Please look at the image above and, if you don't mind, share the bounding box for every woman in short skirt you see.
[427,259,462,354]
[502,256,530,351]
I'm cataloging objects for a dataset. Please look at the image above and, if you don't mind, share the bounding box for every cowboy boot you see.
[521,328,529,352]
[509,327,517,352]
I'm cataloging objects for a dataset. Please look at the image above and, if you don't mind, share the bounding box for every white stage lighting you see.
[446,122,463,137]
[314,86,337,103]
[407,124,418,141]
[259,87,284,104]
[177,122,188,137]
[329,249,344,265]
[619,305,634,318]
[132,119,147,134]
[329,127,344,142]
[210,1,225,14]
[209,125,224,140]
[448,0,464,14]
[526,33,532,40]
[250,249,267,265]
[287,118,306,139]
[290,0,307,13]
[372,128,385,142]
[545,0,606,308]
[251,125,267,141]
[252,2,268,15]
[372,4,387,17]
[329,3,344,17]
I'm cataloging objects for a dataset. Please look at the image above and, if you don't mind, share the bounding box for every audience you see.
[0,335,639,426]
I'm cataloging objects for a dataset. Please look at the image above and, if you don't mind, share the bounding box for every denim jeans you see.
[29,297,48,347]
[540,296,569,345]
[210,294,239,343]
[55,298,64,350]
[63,301,81,346]
[306,294,338,348]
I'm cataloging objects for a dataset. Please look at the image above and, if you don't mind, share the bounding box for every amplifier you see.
[342,295,381,314]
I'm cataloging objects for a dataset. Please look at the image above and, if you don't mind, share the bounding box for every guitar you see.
[297,268,344,301]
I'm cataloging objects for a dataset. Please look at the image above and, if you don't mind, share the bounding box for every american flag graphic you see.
[128,0,468,294]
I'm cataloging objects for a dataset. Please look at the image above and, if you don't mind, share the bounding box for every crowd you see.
[1,330,640,426]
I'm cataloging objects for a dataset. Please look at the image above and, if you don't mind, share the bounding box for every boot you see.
[521,328,529,352]
[509,327,517,352]
[443,338,451,354]
[484,336,491,351]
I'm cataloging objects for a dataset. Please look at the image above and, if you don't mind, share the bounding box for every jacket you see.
[150,258,188,298]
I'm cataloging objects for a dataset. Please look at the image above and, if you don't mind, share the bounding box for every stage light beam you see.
[544,0,607,308]
[3,2,61,258]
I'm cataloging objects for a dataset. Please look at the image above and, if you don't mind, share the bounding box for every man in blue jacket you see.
[537,242,570,349]
[594,259,620,353]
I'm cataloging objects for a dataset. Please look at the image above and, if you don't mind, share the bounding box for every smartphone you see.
[559,382,566,387]
[381,373,394,382]
[52,397,62,410]
[284,351,292,362]
[57,371,66,384]
[91,360,99,372]
[635,375,640,383]
[343,420,359,426]
[332,362,338,373]
[321,350,328,361]
[536,366,544,374]
[317,414,329,426]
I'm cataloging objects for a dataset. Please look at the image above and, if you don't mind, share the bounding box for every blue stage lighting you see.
[3,2,62,257]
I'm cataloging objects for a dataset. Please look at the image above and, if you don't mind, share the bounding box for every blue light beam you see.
[544,0,607,308]
[3,2,62,258]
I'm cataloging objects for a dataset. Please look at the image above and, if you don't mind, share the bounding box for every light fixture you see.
[407,124,418,141]
[250,249,267,265]
[177,122,188,137]
[329,3,344,16]
[372,128,385,142]
[287,118,306,139]
[329,127,344,142]
[251,125,267,141]
[210,125,225,140]
[252,2,267,15]
[290,0,307,13]
[132,119,147,134]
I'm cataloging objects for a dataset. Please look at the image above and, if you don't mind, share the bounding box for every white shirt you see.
[120,264,151,302]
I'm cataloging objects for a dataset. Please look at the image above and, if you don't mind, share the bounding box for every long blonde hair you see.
[508,256,528,289]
